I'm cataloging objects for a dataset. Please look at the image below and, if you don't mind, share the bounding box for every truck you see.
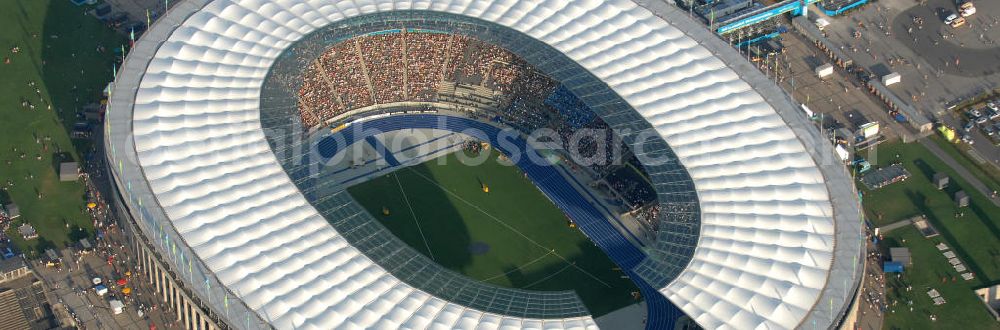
[890,110,907,123]
[815,18,831,31]
[960,1,976,17]
[109,299,125,315]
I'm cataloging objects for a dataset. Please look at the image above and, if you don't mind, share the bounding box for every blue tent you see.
[883,262,904,273]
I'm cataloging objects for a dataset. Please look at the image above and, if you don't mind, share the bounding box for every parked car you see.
[960,2,976,17]
[945,13,959,25]
[990,134,1000,146]
[985,125,996,136]
[976,116,989,124]
[988,109,1000,120]
[128,22,147,35]
[94,3,111,20]
[964,121,976,132]
[987,100,998,111]
[952,17,967,27]
[962,134,975,144]
[970,108,983,117]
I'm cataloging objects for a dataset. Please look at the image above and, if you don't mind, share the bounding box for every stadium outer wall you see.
[104,0,866,329]
[632,1,866,328]
[104,1,271,328]
[108,179,227,330]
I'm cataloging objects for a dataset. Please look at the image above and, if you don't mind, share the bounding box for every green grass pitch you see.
[1,0,124,254]
[348,148,639,316]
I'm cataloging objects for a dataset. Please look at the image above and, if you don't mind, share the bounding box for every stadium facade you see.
[105,0,864,329]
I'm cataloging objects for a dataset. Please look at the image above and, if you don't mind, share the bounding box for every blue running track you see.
[364,135,402,167]
[316,115,683,328]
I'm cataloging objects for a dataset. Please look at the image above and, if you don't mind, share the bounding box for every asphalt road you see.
[892,0,1000,77]
[821,0,1000,178]
[919,137,1000,207]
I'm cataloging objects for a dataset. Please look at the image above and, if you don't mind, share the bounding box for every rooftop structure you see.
[58,162,79,182]
[105,0,863,329]
[16,224,35,240]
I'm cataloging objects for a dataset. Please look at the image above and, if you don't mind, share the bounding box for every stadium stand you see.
[108,2,863,328]
[315,114,682,328]
[296,32,560,128]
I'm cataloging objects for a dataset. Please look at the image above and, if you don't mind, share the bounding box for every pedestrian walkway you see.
[877,217,916,234]
[919,138,1000,208]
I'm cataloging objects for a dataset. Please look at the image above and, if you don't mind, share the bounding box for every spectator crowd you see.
[295,29,662,230]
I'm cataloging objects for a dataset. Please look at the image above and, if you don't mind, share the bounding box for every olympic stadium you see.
[104,0,865,329]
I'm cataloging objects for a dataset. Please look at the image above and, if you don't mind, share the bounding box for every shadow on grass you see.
[500,240,639,317]
[346,149,640,317]
[68,224,90,242]
[906,190,990,282]
[346,166,474,270]
[34,236,56,255]
[37,0,123,153]
[911,158,936,183]
[49,151,75,178]
[968,203,1000,278]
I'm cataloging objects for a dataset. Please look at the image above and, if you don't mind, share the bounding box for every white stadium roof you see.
[106,0,863,329]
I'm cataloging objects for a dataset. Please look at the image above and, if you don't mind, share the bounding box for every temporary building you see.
[955,190,970,207]
[883,262,904,273]
[933,173,949,190]
[110,299,124,315]
[94,284,108,296]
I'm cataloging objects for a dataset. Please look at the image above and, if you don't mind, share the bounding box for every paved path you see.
[877,217,915,234]
[919,138,1000,207]
[854,243,885,330]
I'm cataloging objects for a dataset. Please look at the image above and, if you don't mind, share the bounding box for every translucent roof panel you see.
[105,0,863,329]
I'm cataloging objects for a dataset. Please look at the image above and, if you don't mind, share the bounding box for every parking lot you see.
[820,0,1000,165]
[31,245,173,330]
[956,99,1000,151]
[774,29,912,142]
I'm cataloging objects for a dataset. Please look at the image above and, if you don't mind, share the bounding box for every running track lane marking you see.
[393,172,436,261]
[403,166,612,288]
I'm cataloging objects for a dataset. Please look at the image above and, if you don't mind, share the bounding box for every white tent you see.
[109,299,124,315]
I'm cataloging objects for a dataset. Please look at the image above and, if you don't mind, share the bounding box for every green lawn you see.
[1,0,123,253]
[859,141,1000,329]
[930,135,1000,195]
[880,227,999,330]
[348,149,639,316]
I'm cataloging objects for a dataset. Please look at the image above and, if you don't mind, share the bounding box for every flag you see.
[147,9,151,28]
[710,8,715,30]
[130,27,135,44]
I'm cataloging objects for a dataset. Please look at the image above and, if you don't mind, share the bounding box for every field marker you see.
[523,263,574,289]
[481,250,554,283]
[404,166,611,288]
[393,172,435,261]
